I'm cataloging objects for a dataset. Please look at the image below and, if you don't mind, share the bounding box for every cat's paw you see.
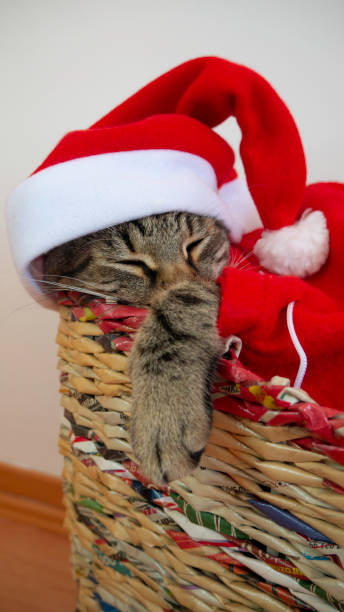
[129,401,211,485]
[128,279,223,486]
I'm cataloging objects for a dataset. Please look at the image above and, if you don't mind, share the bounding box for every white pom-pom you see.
[253,210,329,277]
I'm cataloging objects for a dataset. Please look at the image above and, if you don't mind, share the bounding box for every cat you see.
[43,212,230,484]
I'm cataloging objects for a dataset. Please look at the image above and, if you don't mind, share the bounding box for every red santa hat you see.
[7,56,329,297]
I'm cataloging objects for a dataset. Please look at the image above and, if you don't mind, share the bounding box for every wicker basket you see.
[57,292,344,612]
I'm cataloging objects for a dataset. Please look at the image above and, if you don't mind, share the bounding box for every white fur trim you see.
[7,149,253,293]
[253,209,329,277]
[218,180,263,242]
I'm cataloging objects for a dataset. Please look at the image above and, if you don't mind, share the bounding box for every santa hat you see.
[7,56,329,298]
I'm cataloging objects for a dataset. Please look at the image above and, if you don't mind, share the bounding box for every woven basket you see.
[57,292,344,612]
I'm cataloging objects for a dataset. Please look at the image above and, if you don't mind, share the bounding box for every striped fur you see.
[43,213,230,484]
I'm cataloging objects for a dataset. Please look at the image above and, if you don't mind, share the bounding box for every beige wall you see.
[1,0,343,475]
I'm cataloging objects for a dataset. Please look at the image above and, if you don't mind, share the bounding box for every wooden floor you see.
[0,515,76,612]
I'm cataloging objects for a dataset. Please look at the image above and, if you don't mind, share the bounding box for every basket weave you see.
[57,292,344,612]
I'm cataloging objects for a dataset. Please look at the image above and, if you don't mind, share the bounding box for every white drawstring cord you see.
[286,301,308,389]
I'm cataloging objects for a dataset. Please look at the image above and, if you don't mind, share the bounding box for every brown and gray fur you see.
[43,213,230,485]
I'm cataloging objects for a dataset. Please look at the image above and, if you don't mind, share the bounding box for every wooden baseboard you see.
[0,462,65,534]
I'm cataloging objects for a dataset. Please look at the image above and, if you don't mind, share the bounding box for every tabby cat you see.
[43,213,230,484]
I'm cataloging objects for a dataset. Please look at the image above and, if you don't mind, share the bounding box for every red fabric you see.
[217,182,344,411]
[34,115,236,186]
[299,182,344,304]
[34,56,306,230]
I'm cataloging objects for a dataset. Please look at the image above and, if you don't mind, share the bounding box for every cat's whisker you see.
[231,254,253,267]
[236,262,257,272]
[8,303,43,316]
[229,255,247,268]
[228,248,257,271]
[229,249,247,265]
[41,274,113,292]
[26,271,119,297]
[234,259,250,269]
[240,249,255,260]
[5,297,53,320]
[228,252,242,267]
[36,279,111,300]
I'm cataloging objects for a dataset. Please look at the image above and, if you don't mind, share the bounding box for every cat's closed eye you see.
[184,236,207,269]
[114,259,157,284]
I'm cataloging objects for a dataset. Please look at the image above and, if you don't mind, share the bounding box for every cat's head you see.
[42,212,230,304]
